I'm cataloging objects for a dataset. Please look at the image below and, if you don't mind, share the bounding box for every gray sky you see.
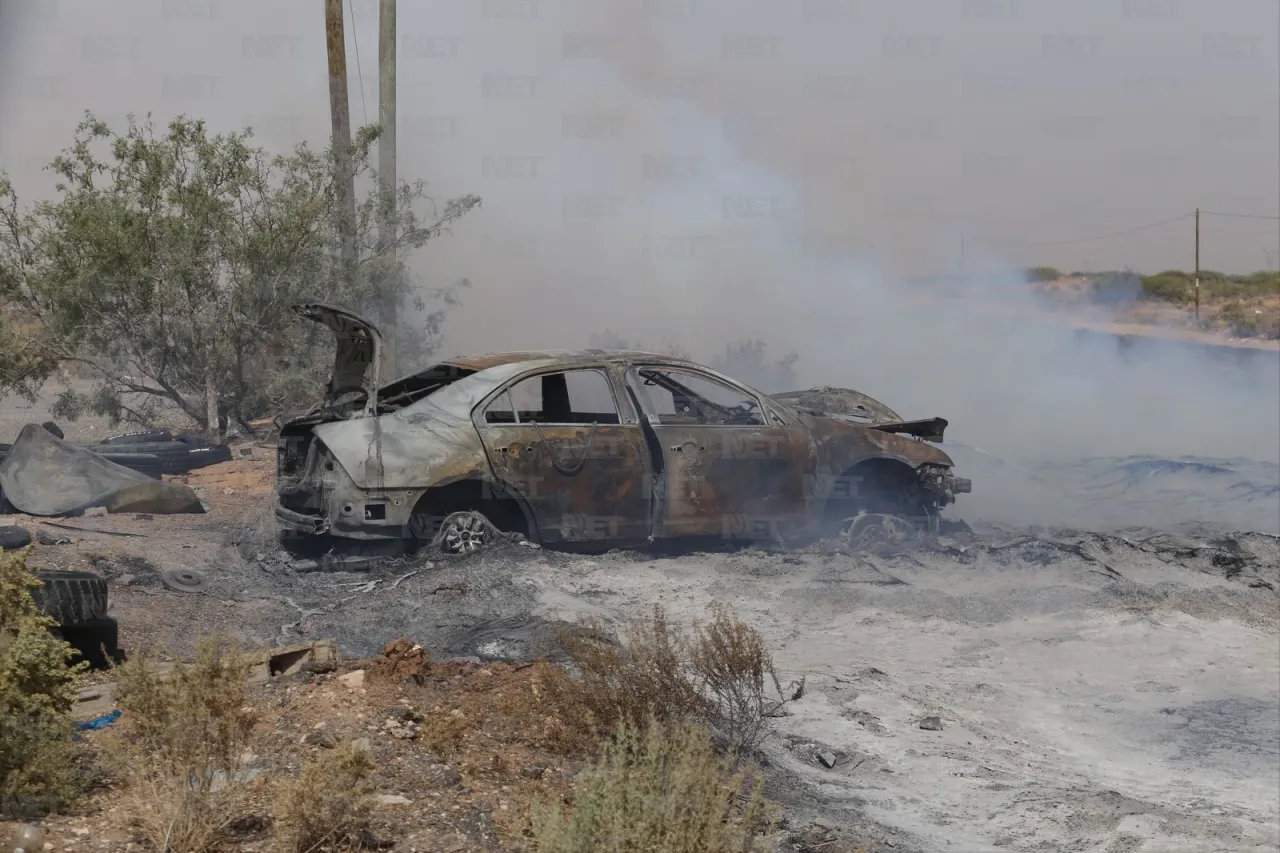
[2,0,1278,470]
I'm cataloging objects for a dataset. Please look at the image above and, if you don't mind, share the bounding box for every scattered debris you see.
[337,669,366,689]
[374,794,412,806]
[818,751,838,769]
[35,525,71,545]
[74,709,121,731]
[160,567,211,594]
[40,520,147,538]
[370,638,430,684]
[918,716,944,731]
[0,423,205,516]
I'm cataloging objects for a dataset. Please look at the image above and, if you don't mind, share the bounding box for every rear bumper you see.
[275,503,330,536]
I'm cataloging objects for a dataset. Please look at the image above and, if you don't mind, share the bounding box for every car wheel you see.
[436,511,493,555]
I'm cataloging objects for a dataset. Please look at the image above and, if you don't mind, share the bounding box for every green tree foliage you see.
[1024,266,1062,283]
[0,112,479,432]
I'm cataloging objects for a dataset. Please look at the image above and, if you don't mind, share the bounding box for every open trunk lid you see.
[292,303,382,416]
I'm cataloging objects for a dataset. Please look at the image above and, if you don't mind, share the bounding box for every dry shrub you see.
[0,547,88,817]
[274,742,375,853]
[540,605,704,750]
[540,604,796,757]
[113,637,258,853]
[532,718,774,853]
[417,709,469,758]
[692,602,796,756]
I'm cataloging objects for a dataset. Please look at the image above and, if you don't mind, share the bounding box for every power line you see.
[1024,213,1193,246]
[1201,210,1280,221]
[348,0,369,126]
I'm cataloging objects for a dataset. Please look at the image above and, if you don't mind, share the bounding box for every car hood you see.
[293,302,382,415]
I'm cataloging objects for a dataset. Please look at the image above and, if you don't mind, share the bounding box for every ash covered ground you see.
[6,453,1269,852]
[4,395,1278,852]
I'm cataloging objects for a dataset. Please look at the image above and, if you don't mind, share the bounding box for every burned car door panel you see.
[626,366,811,540]
[475,367,652,543]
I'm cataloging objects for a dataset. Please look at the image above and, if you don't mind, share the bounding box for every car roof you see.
[439,350,701,372]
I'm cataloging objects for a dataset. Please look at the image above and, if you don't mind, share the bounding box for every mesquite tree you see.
[0,112,479,433]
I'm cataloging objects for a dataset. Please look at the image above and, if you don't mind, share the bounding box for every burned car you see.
[276,304,970,556]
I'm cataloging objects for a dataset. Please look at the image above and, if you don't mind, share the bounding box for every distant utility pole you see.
[325,0,358,277]
[378,0,398,377]
[1193,207,1200,322]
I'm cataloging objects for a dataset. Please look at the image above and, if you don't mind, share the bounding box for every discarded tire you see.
[32,570,109,626]
[0,524,34,550]
[186,444,233,469]
[0,441,10,464]
[84,440,191,474]
[94,452,165,480]
[100,429,175,445]
[58,616,124,669]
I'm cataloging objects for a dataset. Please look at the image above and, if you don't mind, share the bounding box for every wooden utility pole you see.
[1193,207,1200,321]
[325,0,358,276]
[378,0,398,376]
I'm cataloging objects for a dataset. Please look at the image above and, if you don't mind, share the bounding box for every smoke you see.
[1,0,1277,529]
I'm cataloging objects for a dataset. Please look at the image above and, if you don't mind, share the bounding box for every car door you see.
[624,364,811,541]
[475,366,653,544]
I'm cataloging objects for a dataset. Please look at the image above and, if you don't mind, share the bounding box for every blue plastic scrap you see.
[75,709,121,731]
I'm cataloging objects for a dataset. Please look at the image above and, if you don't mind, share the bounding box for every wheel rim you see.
[441,514,488,555]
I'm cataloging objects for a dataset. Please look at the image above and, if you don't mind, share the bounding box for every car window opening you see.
[633,368,764,426]
[485,369,621,425]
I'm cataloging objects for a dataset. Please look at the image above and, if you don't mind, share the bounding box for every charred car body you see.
[276,304,971,556]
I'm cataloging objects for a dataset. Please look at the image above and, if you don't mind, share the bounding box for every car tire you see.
[94,451,165,479]
[186,444,233,469]
[32,570,109,626]
[0,524,34,550]
[85,440,192,474]
[99,429,175,445]
[58,617,123,669]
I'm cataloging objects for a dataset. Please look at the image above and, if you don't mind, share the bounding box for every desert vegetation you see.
[0,112,479,434]
[1,552,791,852]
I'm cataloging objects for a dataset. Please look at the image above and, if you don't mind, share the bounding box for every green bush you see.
[1024,266,1062,283]
[1140,269,1279,304]
[0,547,88,818]
[532,719,773,853]
[1141,270,1193,303]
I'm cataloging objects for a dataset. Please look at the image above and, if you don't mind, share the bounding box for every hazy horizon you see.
[2,0,1278,483]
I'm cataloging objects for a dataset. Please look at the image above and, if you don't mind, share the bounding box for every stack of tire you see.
[79,429,234,479]
[0,525,123,669]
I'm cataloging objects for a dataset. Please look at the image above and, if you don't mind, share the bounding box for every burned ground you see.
[3,442,1278,852]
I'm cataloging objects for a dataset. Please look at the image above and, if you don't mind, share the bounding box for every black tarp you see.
[0,424,205,516]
